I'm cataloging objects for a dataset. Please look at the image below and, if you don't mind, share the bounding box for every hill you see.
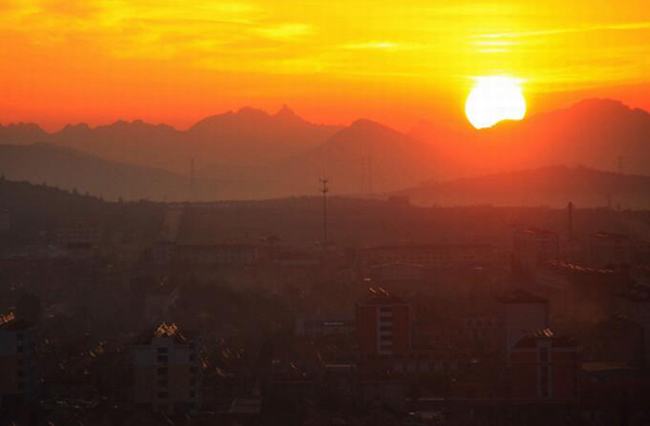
[0,143,222,201]
[411,99,650,179]
[396,166,650,209]
[0,106,341,176]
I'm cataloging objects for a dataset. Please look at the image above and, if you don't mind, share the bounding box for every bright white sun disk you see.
[465,76,526,129]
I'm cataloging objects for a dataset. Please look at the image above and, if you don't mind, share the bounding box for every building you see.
[509,330,578,401]
[356,289,412,357]
[358,243,497,273]
[618,285,650,367]
[589,232,633,267]
[499,289,549,354]
[55,224,101,257]
[0,209,10,233]
[132,323,200,413]
[295,318,354,338]
[175,243,259,267]
[513,227,559,274]
[0,313,37,407]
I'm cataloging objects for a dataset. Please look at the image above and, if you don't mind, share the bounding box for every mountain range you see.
[0,99,649,202]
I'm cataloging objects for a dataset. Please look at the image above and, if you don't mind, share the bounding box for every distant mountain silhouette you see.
[0,123,49,144]
[190,106,340,166]
[396,165,650,208]
[271,119,437,194]
[1,99,650,200]
[0,106,341,175]
[410,99,650,178]
[0,143,221,201]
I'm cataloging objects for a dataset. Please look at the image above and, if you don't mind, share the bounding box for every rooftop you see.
[514,329,576,349]
[0,312,34,331]
[357,287,407,305]
[134,322,188,345]
[498,288,548,304]
[592,231,630,242]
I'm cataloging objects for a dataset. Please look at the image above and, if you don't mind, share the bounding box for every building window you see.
[157,367,168,376]
[157,391,169,399]
[157,355,168,363]
[157,347,168,353]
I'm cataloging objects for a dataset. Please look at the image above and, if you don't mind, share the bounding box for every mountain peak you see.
[274,104,300,120]
[236,106,270,119]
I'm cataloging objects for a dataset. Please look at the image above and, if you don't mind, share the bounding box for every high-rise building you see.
[509,331,578,401]
[0,209,10,233]
[356,289,412,357]
[0,313,37,407]
[513,228,559,273]
[499,289,549,354]
[132,323,200,413]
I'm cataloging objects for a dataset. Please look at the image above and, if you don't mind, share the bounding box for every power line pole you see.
[319,177,329,244]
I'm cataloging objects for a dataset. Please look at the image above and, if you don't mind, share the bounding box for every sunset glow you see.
[1,1,650,129]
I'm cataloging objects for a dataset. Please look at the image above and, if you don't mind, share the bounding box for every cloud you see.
[255,23,312,40]
[341,41,401,50]
[474,20,650,40]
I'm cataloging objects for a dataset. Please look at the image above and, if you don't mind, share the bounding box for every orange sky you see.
[1,0,650,131]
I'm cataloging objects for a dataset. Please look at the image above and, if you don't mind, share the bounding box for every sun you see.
[465,76,526,129]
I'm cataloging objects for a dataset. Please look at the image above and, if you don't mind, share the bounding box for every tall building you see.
[0,313,37,407]
[589,232,633,267]
[356,289,412,357]
[132,323,200,413]
[499,289,549,354]
[0,209,10,233]
[509,330,578,401]
[513,228,559,273]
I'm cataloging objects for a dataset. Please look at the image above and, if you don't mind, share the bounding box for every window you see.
[157,391,169,399]
[157,347,168,353]
[158,379,168,387]
[157,355,168,363]
[157,367,168,376]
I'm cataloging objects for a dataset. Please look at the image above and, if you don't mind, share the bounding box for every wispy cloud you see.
[256,23,312,40]
[474,20,650,40]
[341,41,402,50]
